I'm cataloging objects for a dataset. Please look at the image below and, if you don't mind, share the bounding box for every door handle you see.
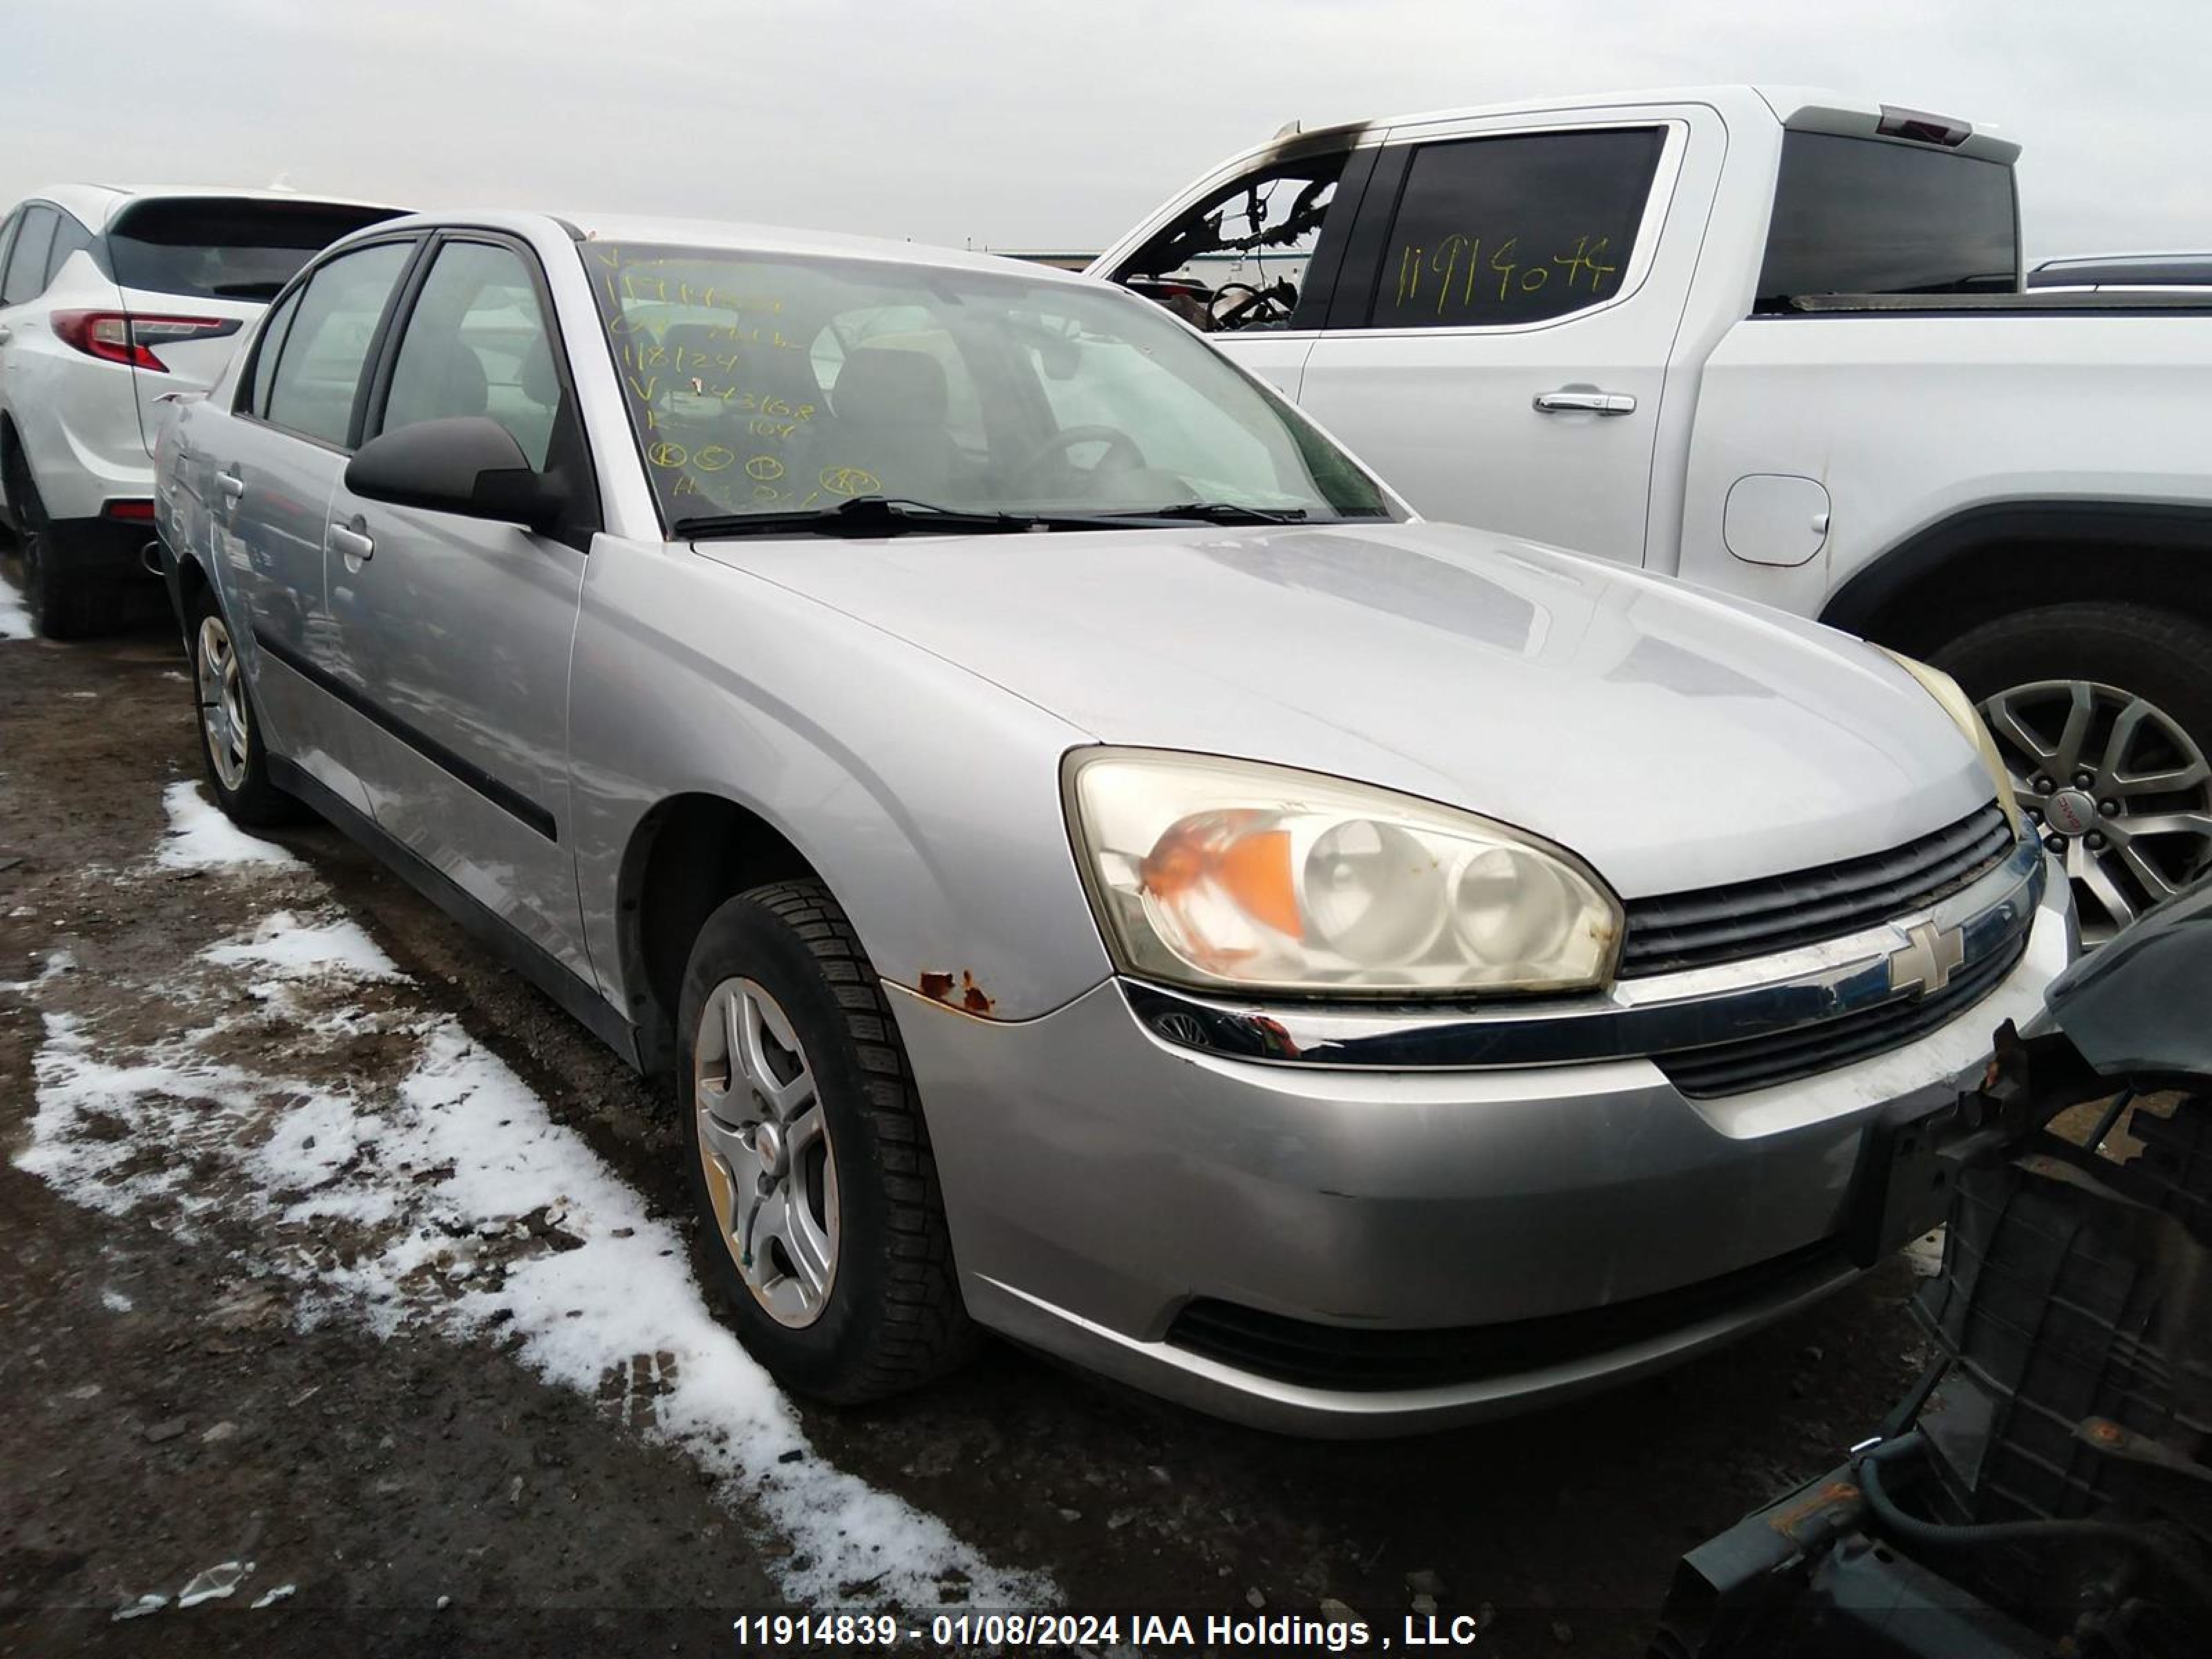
[216,469,245,503]
[1533,389,1638,416]
[0,325,12,344]
[328,522,375,561]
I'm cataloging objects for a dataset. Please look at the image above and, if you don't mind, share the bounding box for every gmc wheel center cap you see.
[2046,787,2097,838]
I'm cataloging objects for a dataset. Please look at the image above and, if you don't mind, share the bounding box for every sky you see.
[2,0,2205,264]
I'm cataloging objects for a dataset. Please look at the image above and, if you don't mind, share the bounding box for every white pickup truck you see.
[1094,85,2212,943]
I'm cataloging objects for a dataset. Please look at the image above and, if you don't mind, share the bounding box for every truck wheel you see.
[677,879,973,1403]
[189,587,296,826]
[1933,602,2212,944]
[6,455,124,640]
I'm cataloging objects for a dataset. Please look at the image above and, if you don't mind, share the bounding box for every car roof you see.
[1193,84,2012,178]
[358,207,1103,288]
[19,183,404,230]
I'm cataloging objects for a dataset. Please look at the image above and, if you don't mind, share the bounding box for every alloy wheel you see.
[1982,678,2212,944]
[693,976,839,1328]
[196,615,252,793]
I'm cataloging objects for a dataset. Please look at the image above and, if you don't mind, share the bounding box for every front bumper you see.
[890,848,2075,1436]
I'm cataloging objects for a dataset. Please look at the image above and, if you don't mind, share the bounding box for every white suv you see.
[0,187,399,636]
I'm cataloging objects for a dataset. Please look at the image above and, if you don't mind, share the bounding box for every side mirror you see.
[345,415,566,535]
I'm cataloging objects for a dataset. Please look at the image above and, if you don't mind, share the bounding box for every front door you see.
[1290,113,1709,565]
[321,234,595,980]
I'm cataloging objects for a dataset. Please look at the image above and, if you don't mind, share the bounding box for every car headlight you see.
[1872,648,2026,838]
[1063,749,1622,997]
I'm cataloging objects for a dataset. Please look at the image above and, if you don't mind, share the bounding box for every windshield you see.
[579,241,1396,529]
[108,198,404,303]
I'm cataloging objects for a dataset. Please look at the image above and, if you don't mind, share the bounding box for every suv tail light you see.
[51,310,241,373]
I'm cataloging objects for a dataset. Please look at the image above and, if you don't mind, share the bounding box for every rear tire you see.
[677,879,973,1404]
[188,585,297,827]
[7,453,125,640]
[1933,601,2212,939]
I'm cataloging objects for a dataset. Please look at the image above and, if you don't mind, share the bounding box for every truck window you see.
[1755,133,2017,310]
[1110,151,1351,333]
[1358,127,1667,329]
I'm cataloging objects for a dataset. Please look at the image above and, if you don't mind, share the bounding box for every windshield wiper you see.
[1107,502,1311,525]
[677,495,1055,540]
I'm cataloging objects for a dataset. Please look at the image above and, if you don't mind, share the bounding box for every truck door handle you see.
[216,469,245,503]
[1533,390,1638,416]
[328,523,375,561]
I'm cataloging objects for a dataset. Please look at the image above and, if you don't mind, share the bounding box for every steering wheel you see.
[1015,424,1147,488]
[1210,281,1296,330]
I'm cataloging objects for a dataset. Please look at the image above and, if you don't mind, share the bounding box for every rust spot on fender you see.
[957,973,994,1015]
[919,970,995,1017]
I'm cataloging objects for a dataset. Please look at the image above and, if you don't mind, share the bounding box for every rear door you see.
[321,231,597,979]
[1292,107,1713,563]
[105,197,404,452]
[218,236,420,813]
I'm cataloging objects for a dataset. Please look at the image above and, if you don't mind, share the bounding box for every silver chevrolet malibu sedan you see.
[153,210,2077,1434]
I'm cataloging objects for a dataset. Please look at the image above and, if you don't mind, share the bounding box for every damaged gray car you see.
[155,209,2074,1434]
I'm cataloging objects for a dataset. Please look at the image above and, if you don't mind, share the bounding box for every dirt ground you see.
[0,550,1944,1658]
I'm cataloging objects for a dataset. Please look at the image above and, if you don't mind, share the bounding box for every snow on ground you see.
[15,821,1046,1609]
[156,782,301,870]
[203,910,403,984]
[0,561,32,640]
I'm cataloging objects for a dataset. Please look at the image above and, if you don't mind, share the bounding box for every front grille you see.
[1166,1240,1851,1392]
[1620,804,2014,977]
[1657,929,2027,1099]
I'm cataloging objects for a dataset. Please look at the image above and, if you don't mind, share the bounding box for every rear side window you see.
[1,206,58,306]
[246,286,304,417]
[379,241,561,469]
[1361,127,1667,328]
[44,215,93,286]
[1756,133,2017,310]
[109,198,404,303]
[263,241,413,448]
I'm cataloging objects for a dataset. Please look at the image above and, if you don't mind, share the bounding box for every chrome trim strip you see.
[1121,835,2045,1069]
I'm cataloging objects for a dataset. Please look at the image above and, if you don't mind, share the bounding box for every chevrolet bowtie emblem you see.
[1889,921,1967,997]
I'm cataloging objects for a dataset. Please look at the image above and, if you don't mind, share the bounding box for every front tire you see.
[188,588,296,826]
[677,880,972,1403]
[1933,601,2212,942]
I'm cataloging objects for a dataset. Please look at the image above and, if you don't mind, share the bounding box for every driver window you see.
[1110,151,1349,334]
[379,241,560,469]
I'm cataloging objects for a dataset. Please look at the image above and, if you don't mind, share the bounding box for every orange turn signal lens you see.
[1139,814,1302,941]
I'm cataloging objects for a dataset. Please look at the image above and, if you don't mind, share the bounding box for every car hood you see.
[699,520,1996,899]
